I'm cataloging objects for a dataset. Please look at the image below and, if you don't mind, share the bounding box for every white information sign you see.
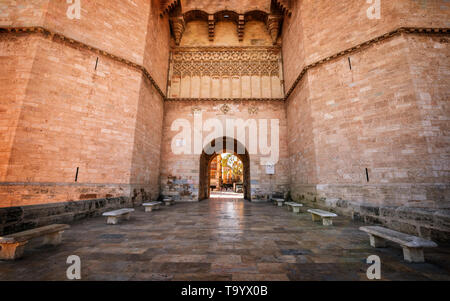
[265,164,275,175]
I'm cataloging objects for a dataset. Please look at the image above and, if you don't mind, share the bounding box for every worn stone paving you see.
[1,196,449,281]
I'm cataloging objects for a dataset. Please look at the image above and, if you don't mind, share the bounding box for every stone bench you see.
[307,209,337,226]
[285,202,303,213]
[142,202,162,212]
[272,198,285,207]
[0,224,70,260]
[360,226,438,263]
[163,198,175,206]
[102,208,134,225]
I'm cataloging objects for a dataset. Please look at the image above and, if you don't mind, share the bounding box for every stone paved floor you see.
[1,196,449,281]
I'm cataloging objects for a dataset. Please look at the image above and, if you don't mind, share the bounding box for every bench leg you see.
[293,207,301,214]
[106,216,119,225]
[0,241,28,260]
[145,206,153,212]
[43,231,64,246]
[311,214,321,222]
[322,217,333,226]
[124,213,131,221]
[402,247,425,263]
[277,202,283,207]
[369,235,387,248]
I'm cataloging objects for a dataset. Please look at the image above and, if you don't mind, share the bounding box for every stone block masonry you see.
[284,0,450,241]
[160,100,290,201]
[0,0,449,242]
[0,196,133,236]
[0,32,163,207]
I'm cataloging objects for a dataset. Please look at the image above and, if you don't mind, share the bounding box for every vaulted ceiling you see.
[160,0,293,45]
[160,0,292,17]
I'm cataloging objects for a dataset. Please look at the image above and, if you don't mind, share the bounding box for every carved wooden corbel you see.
[208,15,215,42]
[170,16,185,46]
[238,15,245,42]
[267,15,282,45]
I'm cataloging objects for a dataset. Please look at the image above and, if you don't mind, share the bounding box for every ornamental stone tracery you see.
[168,47,284,99]
[163,1,289,100]
[172,48,281,77]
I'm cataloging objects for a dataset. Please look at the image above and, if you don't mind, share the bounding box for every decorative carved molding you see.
[171,47,281,77]
[238,15,245,42]
[208,15,215,41]
[173,46,281,51]
[160,0,181,17]
[170,16,185,46]
[219,104,231,115]
[248,105,259,115]
[191,106,202,114]
[166,98,285,102]
[272,0,292,17]
[267,15,282,45]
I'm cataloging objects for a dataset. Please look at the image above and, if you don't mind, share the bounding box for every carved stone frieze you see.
[248,105,259,115]
[171,47,281,77]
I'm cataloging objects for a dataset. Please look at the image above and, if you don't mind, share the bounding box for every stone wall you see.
[0,33,138,207]
[0,33,39,187]
[0,196,133,236]
[282,0,450,92]
[130,75,165,203]
[0,0,169,209]
[283,0,450,240]
[293,34,450,241]
[160,100,289,201]
[0,0,449,241]
[144,0,172,92]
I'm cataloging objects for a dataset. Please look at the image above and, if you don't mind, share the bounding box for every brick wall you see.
[0,0,50,27]
[284,1,450,240]
[0,34,141,207]
[160,100,289,201]
[0,1,168,211]
[0,0,449,241]
[0,34,39,185]
[130,75,165,203]
[144,0,171,93]
[282,0,450,92]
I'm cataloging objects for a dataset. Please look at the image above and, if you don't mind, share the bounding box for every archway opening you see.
[209,153,244,199]
[199,137,251,201]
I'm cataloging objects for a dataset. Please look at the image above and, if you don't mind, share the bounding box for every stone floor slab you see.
[0,196,449,281]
